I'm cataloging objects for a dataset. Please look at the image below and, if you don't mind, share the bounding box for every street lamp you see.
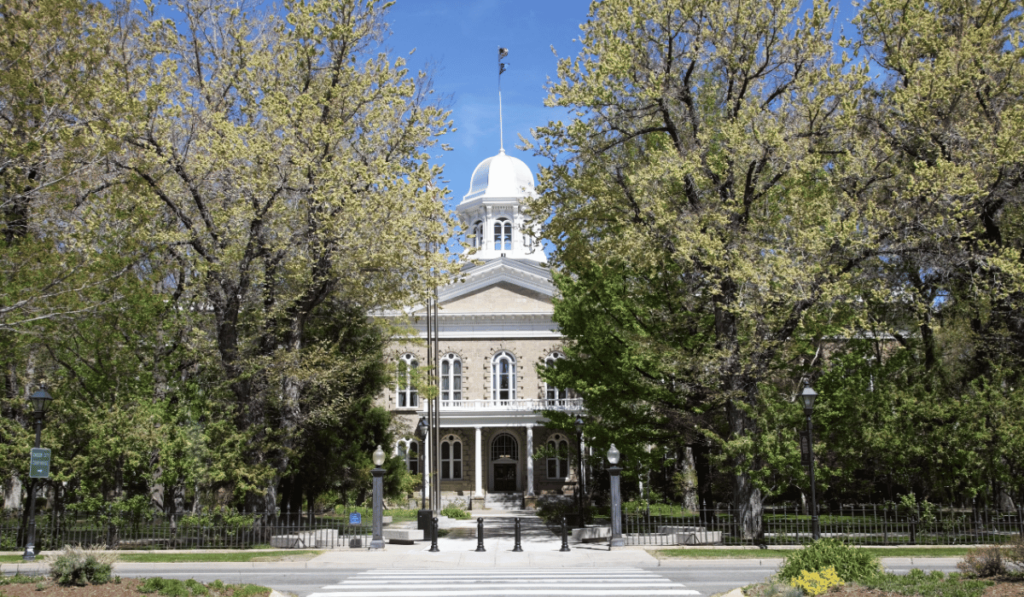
[607,444,624,548]
[370,445,386,549]
[24,387,54,561]
[574,415,585,528]
[802,385,820,540]
[415,417,431,531]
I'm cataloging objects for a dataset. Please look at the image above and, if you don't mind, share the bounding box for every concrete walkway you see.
[304,508,661,568]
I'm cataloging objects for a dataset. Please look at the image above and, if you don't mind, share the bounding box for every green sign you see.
[29,448,50,479]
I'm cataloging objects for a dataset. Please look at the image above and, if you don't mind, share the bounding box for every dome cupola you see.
[456,149,543,263]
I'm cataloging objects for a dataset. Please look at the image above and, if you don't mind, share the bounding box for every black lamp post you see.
[370,445,386,549]
[24,387,54,561]
[415,416,431,531]
[574,415,585,528]
[802,385,820,540]
[607,444,624,548]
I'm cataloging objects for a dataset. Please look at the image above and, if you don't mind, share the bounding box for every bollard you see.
[513,517,523,552]
[560,516,571,552]
[429,517,440,552]
[476,517,487,552]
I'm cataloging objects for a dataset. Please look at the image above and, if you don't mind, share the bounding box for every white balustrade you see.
[436,398,584,412]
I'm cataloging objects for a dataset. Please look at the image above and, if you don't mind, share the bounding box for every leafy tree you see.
[816,0,1024,504]
[528,0,871,538]
[96,0,457,508]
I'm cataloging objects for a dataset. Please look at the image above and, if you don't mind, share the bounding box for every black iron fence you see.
[621,504,1024,546]
[0,508,372,551]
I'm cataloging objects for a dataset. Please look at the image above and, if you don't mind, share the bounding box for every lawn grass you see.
[858,570,992,597]
[653,547,973,559]
[117,550,322,563]
[0,551,321,564]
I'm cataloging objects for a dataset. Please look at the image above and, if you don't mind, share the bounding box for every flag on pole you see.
[499,47,508,76]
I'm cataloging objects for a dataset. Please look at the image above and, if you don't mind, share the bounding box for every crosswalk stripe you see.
[307,567,700,597]
[310,592,699,597]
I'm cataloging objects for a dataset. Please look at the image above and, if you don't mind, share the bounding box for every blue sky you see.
[384,0,862,235]
[385,0,593,215]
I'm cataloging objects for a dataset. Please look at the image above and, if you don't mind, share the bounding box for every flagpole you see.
[498,47,508,152]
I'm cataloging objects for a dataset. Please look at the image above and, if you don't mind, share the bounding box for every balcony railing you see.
[436,398,584,412]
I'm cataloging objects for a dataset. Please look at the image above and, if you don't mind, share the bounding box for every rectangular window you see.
[453,461,462,479]
[547,458,557,478]
[397,391,406,408]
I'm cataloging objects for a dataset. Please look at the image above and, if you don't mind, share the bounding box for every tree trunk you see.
[728,397,765,542]
[680,446,699,512]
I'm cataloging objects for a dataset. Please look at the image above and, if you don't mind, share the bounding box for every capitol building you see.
[379,147,582,511]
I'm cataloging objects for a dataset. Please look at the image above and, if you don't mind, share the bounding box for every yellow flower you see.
[790,566,844,596]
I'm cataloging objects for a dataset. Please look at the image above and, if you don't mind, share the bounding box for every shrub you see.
[744,578,804,597]
[440,504,471,520]
[778,539,881,584]
[789,566,844,596]
[47,545,117,587]
[1004,536,1024,572]
[957,545,1005,578]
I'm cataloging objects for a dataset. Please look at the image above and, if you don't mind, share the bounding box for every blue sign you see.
[349,512,362,525]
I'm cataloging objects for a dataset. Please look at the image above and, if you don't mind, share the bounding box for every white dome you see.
[465,149,535,200]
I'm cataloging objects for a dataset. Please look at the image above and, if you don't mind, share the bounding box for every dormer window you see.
[494,219,512,251]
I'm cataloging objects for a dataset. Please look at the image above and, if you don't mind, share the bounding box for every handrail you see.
[436,398,584,411]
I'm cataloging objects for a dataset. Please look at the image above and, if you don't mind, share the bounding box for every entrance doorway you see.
[489,433,519,492]
[493,463,516,491]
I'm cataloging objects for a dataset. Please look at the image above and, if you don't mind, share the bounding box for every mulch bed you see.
[0,578,271,597]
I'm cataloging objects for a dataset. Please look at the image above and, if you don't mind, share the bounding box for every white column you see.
[474,426,483,497]
[526,424,535,496]
[485,206,494,251]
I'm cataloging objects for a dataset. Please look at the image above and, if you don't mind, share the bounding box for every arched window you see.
[493,218,512,251]
[397,439,419,475]
[441,434,462,479]
[491,433,518,461]
[547,434,569,479]
[472,221,483,248]
[440,353,462,404]
[544,352,569,406]
[396,353,418,408]
[492,351,516,403]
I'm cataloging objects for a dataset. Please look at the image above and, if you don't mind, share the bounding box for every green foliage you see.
[860,570,991,597]
[0,574,46,586]
[536,495,593,527]
[138,578,209,596]
[745,579,805,597]
[778,539,881,584]
[957,546,1006,578]
[47,545,116,587]
[440,505,470,520]
[789,566,844,596]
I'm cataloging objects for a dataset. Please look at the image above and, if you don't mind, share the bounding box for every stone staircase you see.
[483,492,523,510]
